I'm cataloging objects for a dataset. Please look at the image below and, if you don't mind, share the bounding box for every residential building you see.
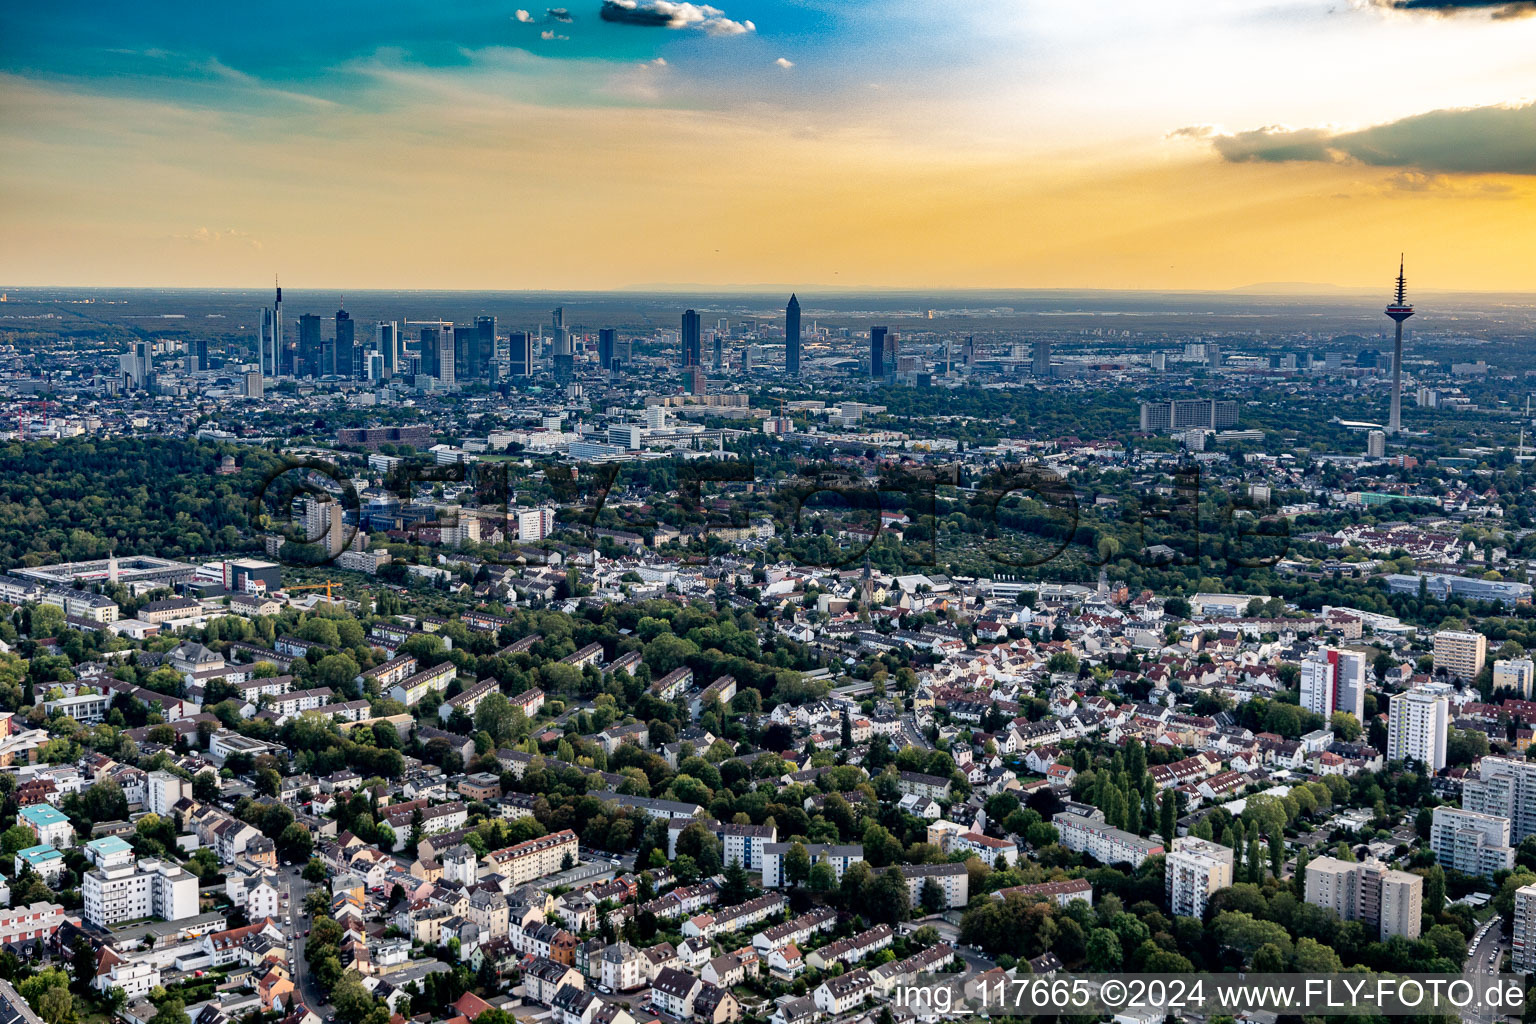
[1462,755,1536,843]
[1303,855,1422,940]
[1387,688,1450,771]
[1493,658,1535,699]
[1052,808,1164,867]
[761,844,864,888]
[896,863,970,909]
[1166,836,1234,919]
[1299,648,1366,720]
[1513,882,1536,975]
[17,803,73,848]
[82,837,199,926]
[1430,807,1515,878]
[1432,630,1487,683]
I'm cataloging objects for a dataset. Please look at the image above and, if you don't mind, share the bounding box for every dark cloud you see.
[1183,101,1536,175]
[1374,0,1536,17]
[599,0,755,34]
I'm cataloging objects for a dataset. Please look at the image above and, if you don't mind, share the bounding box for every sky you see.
[3,0,1536,292]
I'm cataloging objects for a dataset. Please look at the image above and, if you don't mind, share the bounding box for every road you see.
[900,712,934,750]
[283,865,331,1018]
[1461,915,1509,1024]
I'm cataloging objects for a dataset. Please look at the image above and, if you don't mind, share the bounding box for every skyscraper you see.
[436,328,455,388]
[1032,338,1051,377]
[785,294,801,376]
[259,279,283,377]
[552,308,573,380]
[476,316,496,380]
[453,324,478,380]
[598,329,616,373]
[378,322,399,378]
[508,331,532,377]
[1386,256,1414,434]
[682,309,702,368]
[870,326,888,378]
[334,307,354,379]
[298,314,322,377]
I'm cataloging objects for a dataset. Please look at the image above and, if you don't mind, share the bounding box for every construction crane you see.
[284,580,341,600]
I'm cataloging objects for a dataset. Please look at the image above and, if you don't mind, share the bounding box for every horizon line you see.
[4,281,1535,299]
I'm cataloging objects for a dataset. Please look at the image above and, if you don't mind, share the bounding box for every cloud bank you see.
[1181,101,1536,175]
[1370,0,1536,17]
[599,0,755,35]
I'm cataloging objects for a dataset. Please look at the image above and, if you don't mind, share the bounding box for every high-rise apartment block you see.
[1429,807,1515,878]
[1299,648,1366,720]
[1513,883,1536,975]
[1493,658,1535,699]
[1461,755,1536,844]
[1387,687,1450,771]
[1303,855,1422,940]
[1138,399,1240,432]
[81,837,198,928]
[1166,837,1233,919]
[1432,629,1486,682]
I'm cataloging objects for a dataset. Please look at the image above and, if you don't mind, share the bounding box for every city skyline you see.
[3,1,1536,291]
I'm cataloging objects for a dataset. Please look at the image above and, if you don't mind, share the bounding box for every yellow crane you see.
[285,580,341,600]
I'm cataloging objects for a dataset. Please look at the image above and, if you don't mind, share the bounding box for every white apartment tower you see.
[1513,883,1536,976]
[1299,648,1366,720]
[1461,755,1536,845]
[1387,688,1450,771]
[1429,807,1515,879]
[1166,836,1234,920]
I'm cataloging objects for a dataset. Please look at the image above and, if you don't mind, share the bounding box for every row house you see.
[751,906,838,954]
[389,662,457,707]
[813,968,875,1016]
[682,892,787,941]
[440,679,498,722]
[267,687,333,717]
[804,924,893,970]
[484,828,579,885]
[524,956,584,1006]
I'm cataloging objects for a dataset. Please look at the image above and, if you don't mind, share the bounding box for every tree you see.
[784,842,812,888]
[0,825,35,858]
[1423,865,1447,916]
[1086,928,1123,971]
[721,861,752,905]
[37,988,71,1024]
[919,876,946,915]
[1159,792,1177,844]
[808,861,837,893]
[864,867,911,925]
[303,858,328,883]
[149,999,190,1024]
[1329,711,1362,742]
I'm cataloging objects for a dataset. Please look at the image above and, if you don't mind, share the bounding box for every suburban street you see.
[1460,916,1510,1024]
[283,865,330,1017]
